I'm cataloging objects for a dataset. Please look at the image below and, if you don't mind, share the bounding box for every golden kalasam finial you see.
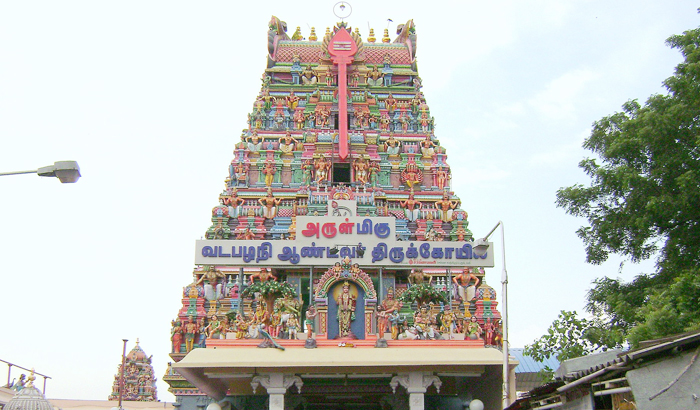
[136,338,140,346]
[354,27,361,37]
[382,28,390,43]
[368,28,376,43]
[309,27,318,41]
[325,27,331,37]
[27,369,36,388]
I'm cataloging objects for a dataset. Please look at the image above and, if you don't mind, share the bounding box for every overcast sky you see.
[1,0,697,403]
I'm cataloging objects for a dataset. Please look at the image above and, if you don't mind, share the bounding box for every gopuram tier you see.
[166,16,515,410]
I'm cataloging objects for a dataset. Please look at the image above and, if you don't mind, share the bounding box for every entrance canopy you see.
[174,346,508,399]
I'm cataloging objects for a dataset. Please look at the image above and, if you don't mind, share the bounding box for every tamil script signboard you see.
[195,200,494,267]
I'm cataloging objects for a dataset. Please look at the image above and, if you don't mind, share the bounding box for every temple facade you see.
[165,15,516,410]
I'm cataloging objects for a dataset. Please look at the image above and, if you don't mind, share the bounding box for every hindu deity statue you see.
[301,65,317,85]
[366,65,383,87]
[453,267,480,303]
[353,156,369,185]
[314,156,330,185]
[384,134,401,156]
[408,269,432,286]
[305,305,317,339]
[262,159,277,186]
[399,189,422,222]
[247,131,263,153]
[223,188,245,217]
[184,316,198,352]
[301,159,314,186]
[420,134,435,158]
[434,191,459,222]
[466,316,483,340]
[400,159,422,190]
[435,166,450,191]
[249,267,278,284]
[336,281,356,338]
[286,90,300,110]
[440,305,456,334]
[171,319,182,353]
[258,188,281,219]
[376,288,400,338]
[279,131,298,154]
[196,265,226,301]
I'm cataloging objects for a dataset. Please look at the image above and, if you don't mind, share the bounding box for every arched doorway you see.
[327,280,366,339]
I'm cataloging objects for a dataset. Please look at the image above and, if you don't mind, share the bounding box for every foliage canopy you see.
[532,17,700,361]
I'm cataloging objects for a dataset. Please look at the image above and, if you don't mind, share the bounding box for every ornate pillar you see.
[390,372,441,410]
[250,373,303,410]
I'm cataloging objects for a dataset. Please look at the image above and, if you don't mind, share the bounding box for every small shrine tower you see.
[108,340,158,402]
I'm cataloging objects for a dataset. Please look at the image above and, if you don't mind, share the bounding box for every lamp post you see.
[0,161,81,183]
[473,221,510,409]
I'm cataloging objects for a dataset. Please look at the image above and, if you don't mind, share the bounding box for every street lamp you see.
[472,221,510,409]
[0,161,81,183]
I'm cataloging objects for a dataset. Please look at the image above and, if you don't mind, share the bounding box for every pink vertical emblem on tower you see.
[328,27,358,160]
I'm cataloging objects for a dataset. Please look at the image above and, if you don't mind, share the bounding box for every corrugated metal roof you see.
[510,348,560,374]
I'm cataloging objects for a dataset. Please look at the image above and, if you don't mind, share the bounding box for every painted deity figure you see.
[399,189,422,222]
[384,93,397,114]
[236,228,256,240]
[368,161,380,188]
[353,157,369,185]
[258,188,281,219]
[440,305,456,334]
[234,314,249,339]
[206,315,223,339]
[293,110,306,129]
[366,65,383,87]
[379,112,391,131]
[286,90,300,110]
[434,192,459,222]
[413,306,438,340]
[287,313,299,340]
[435,166,450,191]
[249,267,278,284]
[467,316,483,340]
[223,189,245,217]
[316,105,331,127]
[400,160,422,190]
[408,269,432,286]
[377,288,400,338]
[301,159,314,186]
[301,65,317,85]
[279,132,298,154]
[171,319,182,353]
[384,134,401,156]
[388,310,405,340]
[196,265,225,301]
[420,134,436,158]
[262,160,276,186]
[336,281,356,338]
[314,156,330,184]
[231,161,248,187]
[453,267,480,303]
[270,308,282,338]
[184,316,198,352]
[305,305,317,339]
[247,131,263,153]
[325,66,333,86]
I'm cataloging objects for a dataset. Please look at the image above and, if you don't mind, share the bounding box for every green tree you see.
[398,284,447,307]
[551,18,700,351]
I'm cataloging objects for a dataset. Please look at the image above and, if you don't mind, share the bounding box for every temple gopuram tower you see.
[166,15,516,410]
[109,340,158,402]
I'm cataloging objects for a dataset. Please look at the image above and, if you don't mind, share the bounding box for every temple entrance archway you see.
[327,280,366,339]
[313,259,378,340]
